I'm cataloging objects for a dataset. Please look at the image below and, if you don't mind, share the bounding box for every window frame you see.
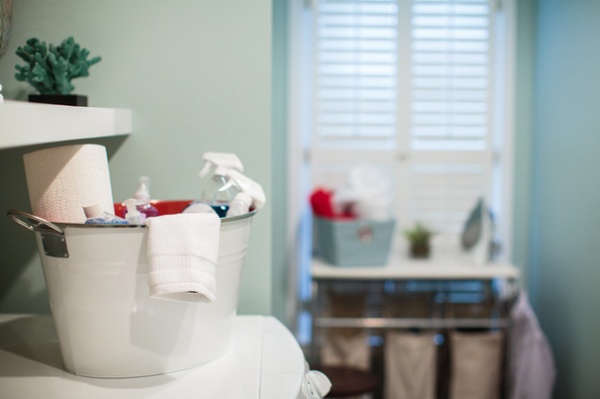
[286,0,516,333]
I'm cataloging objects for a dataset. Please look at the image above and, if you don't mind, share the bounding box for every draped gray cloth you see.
[508,291,556,399]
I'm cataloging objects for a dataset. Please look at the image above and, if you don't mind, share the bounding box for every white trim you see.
[286,0,308,330]
[496,0,516,261]
[312,257,520,280]
[287,0,518,330]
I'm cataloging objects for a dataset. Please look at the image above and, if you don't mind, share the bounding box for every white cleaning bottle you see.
[227,169,266,210]
[227,192,253,217]
[183,202,218,215]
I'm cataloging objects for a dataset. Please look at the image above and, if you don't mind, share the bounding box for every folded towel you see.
[145,213,221,303]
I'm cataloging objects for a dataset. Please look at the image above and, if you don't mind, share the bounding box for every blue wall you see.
[530,0,600,397]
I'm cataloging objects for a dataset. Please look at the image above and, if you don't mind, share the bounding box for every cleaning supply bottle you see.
[227,169,266,210]
[183,202,218,215]
[191,152,245,217]
[123,198,145,225]
[83,204,128,225]
[195,165,239,217]
[133,176,159,218]
[197,152,244,184]
[227,192,253,217]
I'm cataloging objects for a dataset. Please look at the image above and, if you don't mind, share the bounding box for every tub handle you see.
[7,210,69,258]
[7,210,64,235]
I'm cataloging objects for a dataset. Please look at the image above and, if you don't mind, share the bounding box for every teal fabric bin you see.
[313,216,396,266]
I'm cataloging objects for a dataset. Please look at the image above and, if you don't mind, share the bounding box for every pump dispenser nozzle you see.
[124,198,145,225]
[128,176,159,219]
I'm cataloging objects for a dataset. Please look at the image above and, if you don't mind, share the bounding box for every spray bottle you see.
[227,169,266,211]
[226,192,253,217]
[191,153,244,217]
[196,166,239,217]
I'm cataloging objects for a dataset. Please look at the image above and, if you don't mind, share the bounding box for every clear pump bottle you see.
[133,176,159,218]
[123,198,145,225]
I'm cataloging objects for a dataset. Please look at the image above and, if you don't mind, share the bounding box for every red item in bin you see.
[310,188,355,220]
[310,188,335,218]
[114,200,193,218]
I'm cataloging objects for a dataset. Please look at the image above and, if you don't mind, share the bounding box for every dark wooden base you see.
[312,365,379,397]
[28,94,88,107]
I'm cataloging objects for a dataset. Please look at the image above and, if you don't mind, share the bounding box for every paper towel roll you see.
[23,144,115,223]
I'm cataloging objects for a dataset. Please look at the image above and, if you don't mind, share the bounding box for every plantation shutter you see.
[312,0,399,151]
[310,0,496,241]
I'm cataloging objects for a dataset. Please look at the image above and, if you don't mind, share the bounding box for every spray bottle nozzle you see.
[198,152,244,178]
[226,169,266,210]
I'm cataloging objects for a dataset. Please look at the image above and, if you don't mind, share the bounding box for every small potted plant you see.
[14,36,101,106]
[403,222,434,259]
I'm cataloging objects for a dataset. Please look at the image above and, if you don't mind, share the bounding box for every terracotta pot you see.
[410,242,430,259]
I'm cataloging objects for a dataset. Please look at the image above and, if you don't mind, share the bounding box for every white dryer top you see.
[0,314,305,399]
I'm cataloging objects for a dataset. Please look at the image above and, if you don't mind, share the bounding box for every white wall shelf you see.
[312,255,520,280]
[0,100,132,150]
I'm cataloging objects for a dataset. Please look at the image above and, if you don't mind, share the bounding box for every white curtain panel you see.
[320,291,371,370]
[384,331,437,399]
[449,331,504,399]
[321,330,371,370]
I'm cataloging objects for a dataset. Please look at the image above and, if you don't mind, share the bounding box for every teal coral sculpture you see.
[14,37,101,95]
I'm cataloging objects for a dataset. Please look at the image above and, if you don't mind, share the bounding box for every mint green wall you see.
[0,0,273,315]
[529,0,600,397]
[270,0,289,323]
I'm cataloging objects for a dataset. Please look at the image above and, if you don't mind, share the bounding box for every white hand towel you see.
[146,213,221,303]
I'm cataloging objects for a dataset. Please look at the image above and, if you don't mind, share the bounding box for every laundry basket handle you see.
[7,210,64,235]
